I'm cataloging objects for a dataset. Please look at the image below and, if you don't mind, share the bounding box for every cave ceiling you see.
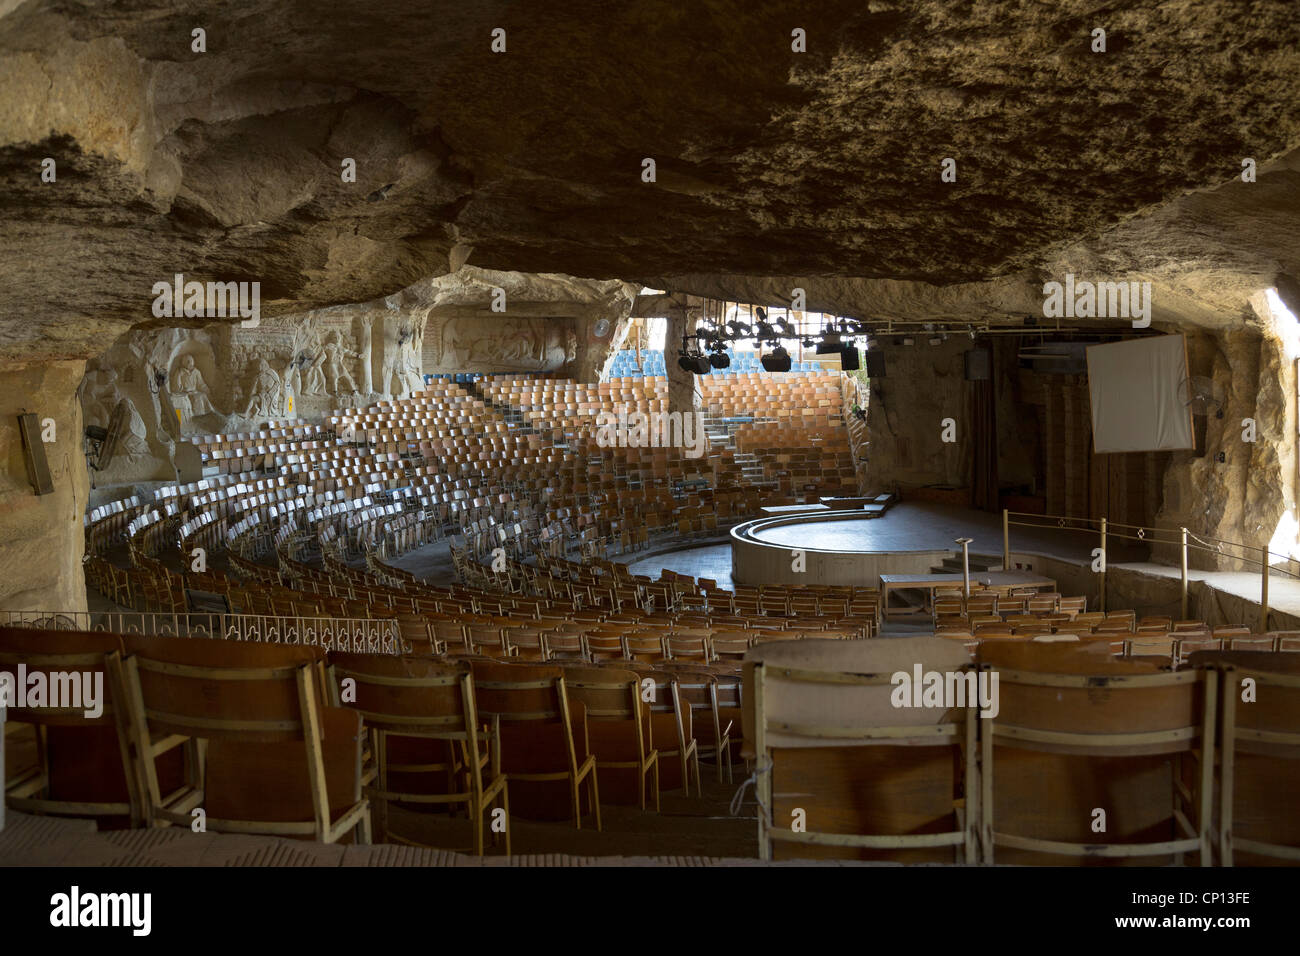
[1,0,1298,362]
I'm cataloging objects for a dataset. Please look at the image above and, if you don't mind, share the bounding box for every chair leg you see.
[356,805,373,846]
[652,760,660,813]
[472,797,485,856]
[571,777,584,831]
[501,788,511,856]
[589,770,602,832]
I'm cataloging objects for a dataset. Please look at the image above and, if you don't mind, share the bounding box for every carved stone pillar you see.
[358,315,374,394]
[664,306,699,415]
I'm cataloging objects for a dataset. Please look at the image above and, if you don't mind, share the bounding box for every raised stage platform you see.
[731,510,962,586]
[635,502,1300,632]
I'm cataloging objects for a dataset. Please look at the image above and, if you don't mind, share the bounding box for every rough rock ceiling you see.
[1,0,1298,362]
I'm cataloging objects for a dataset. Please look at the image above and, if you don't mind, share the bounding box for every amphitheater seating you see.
[556,665,659,809]
[123,635,371,843]
[977,641,1212,866]
[52,369,1300,866]
[746,637,978,863]
[468,661,600,829]
[1192,650,1300,865]
[0,628,141,827]
[327,654,508,854]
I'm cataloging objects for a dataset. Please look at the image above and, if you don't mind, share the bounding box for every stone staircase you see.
[470,382,541,435]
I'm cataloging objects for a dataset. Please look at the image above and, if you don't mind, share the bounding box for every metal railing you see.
[1,610,403,655]
[1003,509,1300,629]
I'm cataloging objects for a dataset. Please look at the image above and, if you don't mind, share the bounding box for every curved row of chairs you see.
[750,637,1300,865]
[1,627,741,855]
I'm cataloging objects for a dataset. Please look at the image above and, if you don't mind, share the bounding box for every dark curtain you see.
[970,366,999,512]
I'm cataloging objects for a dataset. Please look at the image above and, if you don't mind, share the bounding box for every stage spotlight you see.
[840,344,860,371]
[709,351,731,369]
[815,332,842,355]
[678,350,711,374]
[761,347,792,373]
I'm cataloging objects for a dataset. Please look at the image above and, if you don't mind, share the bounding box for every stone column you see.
[358,315,374,394]
[664,306,699,415]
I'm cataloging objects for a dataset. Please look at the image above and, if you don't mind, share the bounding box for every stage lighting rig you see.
[761,346,792,373]
[677,332,712,375]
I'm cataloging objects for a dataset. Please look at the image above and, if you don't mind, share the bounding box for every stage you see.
[624,502,1300,631]
[726,502,1128,587]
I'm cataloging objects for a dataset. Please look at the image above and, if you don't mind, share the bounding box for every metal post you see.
[1180,528,1189,620]
[956,537,973,598]
[1002,509,1010,571]
[1099,517,1107,614]
[1261,544,1270,634]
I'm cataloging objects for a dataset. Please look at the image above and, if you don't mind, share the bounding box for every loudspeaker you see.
[864,350,886,378]
[17,413,54,496]
[840,345,860,371]
[964,348,991,381]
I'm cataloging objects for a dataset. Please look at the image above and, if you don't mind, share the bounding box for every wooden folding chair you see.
[122,635,370,843]
[632,667,701,797]
[0,628,142,827]
[978,641,1214,865]
[1192,650,1300,865]
[748,637,978,862]
[558,665,658,810]
[469,661,600,829]
[328,654,507,854]
[666,667,733,784]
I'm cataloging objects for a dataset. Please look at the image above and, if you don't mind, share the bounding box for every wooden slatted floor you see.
[0,812,877,867]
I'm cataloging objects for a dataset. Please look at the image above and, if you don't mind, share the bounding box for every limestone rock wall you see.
[77,267,640,485]
[1153,320,1298,572]
[0,360,89,613]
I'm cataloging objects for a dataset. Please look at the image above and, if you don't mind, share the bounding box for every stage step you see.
[933,552,1004,574]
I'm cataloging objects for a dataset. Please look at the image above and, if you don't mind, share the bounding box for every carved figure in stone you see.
[399,346,423,396]
[85,367,149,460]
[172,354,216,416]
[304,349,328,395]
[565,325,578,363]
[244,358,283,418]
[278,350,301,401]
[323,331,359,394]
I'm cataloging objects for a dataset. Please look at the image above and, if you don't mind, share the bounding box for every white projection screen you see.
[1085,335,1195,453]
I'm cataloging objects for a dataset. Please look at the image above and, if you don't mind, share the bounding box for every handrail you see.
[1004,509,1300,579]
[0,610,402,655]
[1003,508,1297,629]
